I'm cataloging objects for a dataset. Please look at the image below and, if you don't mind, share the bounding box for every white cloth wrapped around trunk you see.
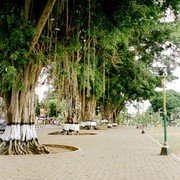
[63,124,80,131]
[80,121,97,127]
[1,124,38,141]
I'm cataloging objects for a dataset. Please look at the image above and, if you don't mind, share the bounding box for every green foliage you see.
[35,101,43,116]
[150,90,180,116]
[48,99,59,117]
[78,62,104,99]
[40,91,67,118]
[51,0,179,118]
[1,0,179,122]
[133,111,162,125]
[0,18,34,66]
[0,7,35,93]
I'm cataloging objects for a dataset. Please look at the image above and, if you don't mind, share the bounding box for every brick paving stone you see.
[0,126,180,180]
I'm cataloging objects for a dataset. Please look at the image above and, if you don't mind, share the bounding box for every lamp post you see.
[160,73,170,155]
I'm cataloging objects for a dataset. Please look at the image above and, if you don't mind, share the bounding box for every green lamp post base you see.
[160,143,170,155]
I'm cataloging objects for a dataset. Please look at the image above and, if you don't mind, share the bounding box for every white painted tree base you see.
[1,124,37,141]
[0,124,48,155]
[63,123,80,131]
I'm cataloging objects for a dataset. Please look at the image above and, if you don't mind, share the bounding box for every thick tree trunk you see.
[0,0,58,155]
[60,53,80,135]
[112,109,120,124]
[0,0,57,155]
[102,100,126,123]
[101,104,113,122]
[62,53,80,123]
[81,96,96,121]
[0,63,49,155]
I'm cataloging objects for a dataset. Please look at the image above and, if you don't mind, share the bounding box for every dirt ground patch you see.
[48,131,97,136]
[146,127,180,157]
[44,144,79,154]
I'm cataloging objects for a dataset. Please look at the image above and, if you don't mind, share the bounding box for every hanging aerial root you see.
[0,140,9,155]
[8,139,13,155]
[30,139,50,154]
[17,141,28,155]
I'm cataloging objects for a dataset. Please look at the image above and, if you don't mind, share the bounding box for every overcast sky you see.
[167,67,180,92]
[127,66,180,114]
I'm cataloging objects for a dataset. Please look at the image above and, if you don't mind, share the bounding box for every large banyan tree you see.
[0,0,179,154]
[0,0,57,155]
[51,0,180,123]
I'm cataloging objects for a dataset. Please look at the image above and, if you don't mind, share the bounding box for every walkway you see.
[0,126,180,180]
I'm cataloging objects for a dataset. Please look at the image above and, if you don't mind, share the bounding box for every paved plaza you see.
[1,126,180,180]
